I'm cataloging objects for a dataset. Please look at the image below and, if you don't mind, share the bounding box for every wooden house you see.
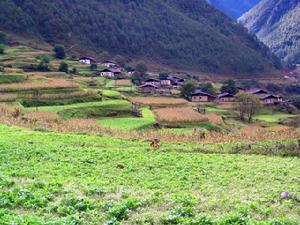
[144,78,161,87]
[191,90,216,102]
[260,94,283,105]
[101,60,117,68]
[79,56,96,65]
[246,89,268,98]
[97,68,122,78]
[139,83,158,93]
[217,93,235,102]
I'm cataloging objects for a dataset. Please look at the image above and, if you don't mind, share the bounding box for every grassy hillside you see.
[0,0,281,74]
[0,124,299,224]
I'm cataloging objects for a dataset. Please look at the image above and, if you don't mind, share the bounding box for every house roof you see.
[192,90,215,98]
[100,68,122,73]
[246,88,268,95]
[259,94,280,100]
[217,92,234,98]
[80,56,96,61]
[103,60,116,64]
[145,78,160,82]
[139,83,158,88]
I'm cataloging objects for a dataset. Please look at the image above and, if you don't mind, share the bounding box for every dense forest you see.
[239,0,300,65]
[0,0,281,74]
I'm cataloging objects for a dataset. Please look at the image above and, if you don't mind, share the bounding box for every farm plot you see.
[0,125,299,224]
[131,97,188,106]
[98,107,156,130]
[254,114,297,122]
[0,78,79,92]
[153,107,224,125]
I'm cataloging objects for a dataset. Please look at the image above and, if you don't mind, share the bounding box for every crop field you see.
[254,114,297,122]
[98,107,156,130]
[0,78,79,92]
[130,97,188,106]
[0,124,299,224]
[153,107,208,124]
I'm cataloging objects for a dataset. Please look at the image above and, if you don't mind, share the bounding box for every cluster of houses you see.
[138,76,185,94]
[79,56,135,78]
[191,88,283,105]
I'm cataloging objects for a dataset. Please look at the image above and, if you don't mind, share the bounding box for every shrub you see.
[53,45,66,59]
[59,62,68,73]
[0,44,4,54]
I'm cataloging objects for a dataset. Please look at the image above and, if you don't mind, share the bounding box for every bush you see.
[0,44,4,54]
[59,62,68,73]
[53,45,66,59]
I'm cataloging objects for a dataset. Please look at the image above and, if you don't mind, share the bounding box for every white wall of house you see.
[192,95,208,102]
[101,72,114,77]
[80,59,91,65]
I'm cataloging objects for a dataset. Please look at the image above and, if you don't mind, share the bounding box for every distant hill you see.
[0,0,280,74]
[239,0,300,65]
[207,0,261,19]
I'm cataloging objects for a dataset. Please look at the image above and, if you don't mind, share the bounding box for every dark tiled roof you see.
[246,88,268,94]
[192,90,215,98]
[217,92,234,98]
[139,83,158,88]
[80,56,96,61]
[145,78,160,82]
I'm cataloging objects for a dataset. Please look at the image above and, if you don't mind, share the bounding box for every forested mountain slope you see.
[207,0,261,19]
[239,0,300,65]
[0,0,280,74]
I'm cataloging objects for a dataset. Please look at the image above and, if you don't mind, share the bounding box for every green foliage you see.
[220,80,238,95]
[159,72,169,80]
[180,80,197,99]
[0,73,26,84]
[292,96,300,110]
[90,63,97,71]
[236,93,262,122]
[0,0,279,73]
[0,44,4,54]
[266,83,282,94]
[0,125,299,223]
[198,83,216,95]
[53,45,65,59]
[59,62,68,73]
[0,32,6,44]
[136,62,148,75]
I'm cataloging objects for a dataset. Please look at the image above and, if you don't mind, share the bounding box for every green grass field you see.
[254,114,297,122]
[0,125,299,224]
[98,107,156,130]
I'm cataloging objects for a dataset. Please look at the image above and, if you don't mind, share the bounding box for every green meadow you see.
[0,125,299,224]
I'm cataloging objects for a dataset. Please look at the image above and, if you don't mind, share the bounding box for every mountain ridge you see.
[207,0,261,19]
[239,0,300,65]
[0,0,280,74]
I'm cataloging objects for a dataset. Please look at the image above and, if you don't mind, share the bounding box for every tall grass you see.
[0,79,79,92]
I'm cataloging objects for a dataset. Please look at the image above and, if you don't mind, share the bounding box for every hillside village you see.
[0,4,300,224]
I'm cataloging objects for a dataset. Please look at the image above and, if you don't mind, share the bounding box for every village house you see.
[101,60,117,68]
[246,89,268,98]
[159,77,173,86]
[217,93,235,102]
[79,56,96,65]
[144,78,161,87]
[139,83,158,93]
[260,94,283,105]
[191,90,216,102]
[127,68,136,75]
[170,76,185,87]
[97,68,122,78]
